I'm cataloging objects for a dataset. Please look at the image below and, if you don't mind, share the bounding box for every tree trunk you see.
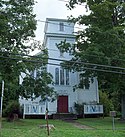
[121,95,125,119]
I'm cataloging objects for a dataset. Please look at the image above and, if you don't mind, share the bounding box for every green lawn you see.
[0,117,125,137]
[77,117,125,130]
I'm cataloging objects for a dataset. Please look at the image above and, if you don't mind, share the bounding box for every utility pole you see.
[0,80,4,129]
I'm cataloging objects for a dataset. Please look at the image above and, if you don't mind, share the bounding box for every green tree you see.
[58,0,125,118]
[0,1,55,108]
[99,91,114,116]
[0,0,37,80]
[19,68,56,101]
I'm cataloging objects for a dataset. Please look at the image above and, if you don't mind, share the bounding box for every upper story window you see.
[55,68,59,85]
[55,68,70,85]
[66,69,69,85]
[59,22,64,31]
[79,75,90,89]
[60,68,64,85]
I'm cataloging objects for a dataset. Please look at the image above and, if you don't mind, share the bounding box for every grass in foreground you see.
[0,117,125,137]
[77,117,125,130]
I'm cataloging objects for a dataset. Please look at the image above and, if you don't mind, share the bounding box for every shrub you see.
[99,91,114,116]
[3,100,21,121]
[74,102,84,116]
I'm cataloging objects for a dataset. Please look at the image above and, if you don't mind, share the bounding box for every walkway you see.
[64,120,94,129]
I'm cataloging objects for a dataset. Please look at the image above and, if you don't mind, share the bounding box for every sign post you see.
[110,111,116,131]
[45,97,49,136]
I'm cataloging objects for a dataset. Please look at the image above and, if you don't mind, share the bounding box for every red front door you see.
[58,96,68,113]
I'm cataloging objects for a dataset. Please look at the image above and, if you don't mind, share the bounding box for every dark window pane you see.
[79,75,90,89]
[66,69,69,85]
[55,68,59,85]
[60,68,64,85]
[59,22,64,31]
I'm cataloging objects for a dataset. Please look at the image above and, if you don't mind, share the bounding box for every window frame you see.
[55,68,70,85]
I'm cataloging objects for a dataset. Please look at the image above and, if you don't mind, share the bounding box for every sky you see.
[33,0,86,44]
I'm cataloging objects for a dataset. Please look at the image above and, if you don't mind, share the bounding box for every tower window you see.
[59,22,64,31]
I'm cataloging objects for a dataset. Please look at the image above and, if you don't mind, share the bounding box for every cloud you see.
[33,0,86,43]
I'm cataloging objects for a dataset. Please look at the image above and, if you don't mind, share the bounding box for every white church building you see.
[20,18,100,118]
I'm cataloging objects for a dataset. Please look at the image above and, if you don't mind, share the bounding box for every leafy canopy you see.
[0,0,55,102]
[58,0,125,92]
